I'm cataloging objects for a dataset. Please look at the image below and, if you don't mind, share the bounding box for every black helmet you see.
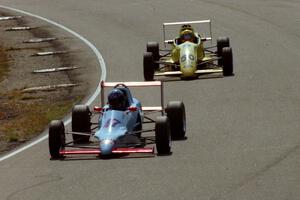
[108,89,126,110]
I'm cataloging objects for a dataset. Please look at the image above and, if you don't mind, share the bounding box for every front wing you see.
[155,68,223,76]
[59,147,154,155]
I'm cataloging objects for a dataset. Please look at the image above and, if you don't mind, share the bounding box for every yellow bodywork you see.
[155,39,222,78]
[170,39,205,78]
[155,20,223,79]
[171,41,204,63]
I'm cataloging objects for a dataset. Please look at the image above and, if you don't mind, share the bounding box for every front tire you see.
[166,101,186,140]
[222,47,233,76]
[155,116,171,155]
[72,105,91,143]
[143,52,155,81]
[49,120,65,159]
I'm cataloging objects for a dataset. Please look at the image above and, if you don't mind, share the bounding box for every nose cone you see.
[100,140,115,155]
[181,67,196,78]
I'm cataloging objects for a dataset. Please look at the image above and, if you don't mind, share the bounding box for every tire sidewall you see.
[146,42,159,69]
[49,120,65,158]
[166,101,186,140]
[72,105,91,143]
[222,47,233,76]
[155,116,171,155]
[217,37,230,66]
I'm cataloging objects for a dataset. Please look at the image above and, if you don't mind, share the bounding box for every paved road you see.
[1,0,300,199]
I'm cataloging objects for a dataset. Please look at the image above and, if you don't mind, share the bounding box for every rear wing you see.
[100,81,164,112]
[163,20,212,47]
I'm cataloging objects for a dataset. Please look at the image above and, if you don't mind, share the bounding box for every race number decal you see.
[181,55,186,62]
[181,55,195,62]
[189,55,195,60]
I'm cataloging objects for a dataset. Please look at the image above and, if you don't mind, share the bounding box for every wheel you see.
[49,120,65,159]
[155,116,171,155]
[146,41,159,69]
[217,37,230,66]
[143,52,155,81]
[222,47,233,76]
[166,101,186,140]
[72,105,91,143]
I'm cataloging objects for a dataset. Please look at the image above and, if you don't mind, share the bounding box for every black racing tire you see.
[166,101,186,140]
[146,41,159,69]
[155,116,171,155]
[222,47,234,76]
[217,37,230,66]
[143,52,155,81]
[49,120,65,159]
[72,105,91,143]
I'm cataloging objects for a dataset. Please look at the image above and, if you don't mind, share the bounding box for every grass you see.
[0,98,75,142]
[0,90,80,149]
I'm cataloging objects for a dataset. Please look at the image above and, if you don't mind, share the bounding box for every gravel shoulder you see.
[0,9,100,154]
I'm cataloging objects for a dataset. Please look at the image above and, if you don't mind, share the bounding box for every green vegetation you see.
[0,97,75,142]
[0,90,81,152]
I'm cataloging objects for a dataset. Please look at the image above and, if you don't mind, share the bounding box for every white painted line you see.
[5,26,33,31]
[31,50,68,56]
[23,37,57,43]
[0,5,106,162]
[23,83,78,92]
[33,66,79,73]
[0,15,22,20]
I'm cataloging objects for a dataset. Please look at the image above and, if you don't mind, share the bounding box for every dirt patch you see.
[0,47,9,82]
[0,10,100,154]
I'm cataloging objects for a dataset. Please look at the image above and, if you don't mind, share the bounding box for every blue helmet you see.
[107,89,126,110]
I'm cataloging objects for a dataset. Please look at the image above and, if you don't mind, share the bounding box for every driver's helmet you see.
[180,24,195,42]
[107,89,126,110]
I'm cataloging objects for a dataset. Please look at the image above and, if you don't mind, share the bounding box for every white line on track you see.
[0,5,106,162]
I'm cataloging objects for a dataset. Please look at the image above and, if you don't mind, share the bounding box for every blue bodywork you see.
[95,87,143,155]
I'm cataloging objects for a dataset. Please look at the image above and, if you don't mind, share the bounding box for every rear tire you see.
[155,116,171,155]
[72,105,91,143]
[49,120,65,159]
[166,101,186,140]
[143,52,155,81]
[146,41,159,69]
[217,37,230,66]
[222,47,233,76]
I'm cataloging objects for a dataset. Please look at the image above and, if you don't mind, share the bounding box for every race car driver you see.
[107,89,127,111]
[171,24,205,63]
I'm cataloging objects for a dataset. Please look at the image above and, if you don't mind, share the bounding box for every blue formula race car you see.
[48,81,186,159]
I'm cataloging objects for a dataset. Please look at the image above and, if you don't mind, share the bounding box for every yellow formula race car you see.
[143,20,234,80]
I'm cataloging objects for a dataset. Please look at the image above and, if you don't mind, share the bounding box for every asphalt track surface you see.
[1,1,300,199]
